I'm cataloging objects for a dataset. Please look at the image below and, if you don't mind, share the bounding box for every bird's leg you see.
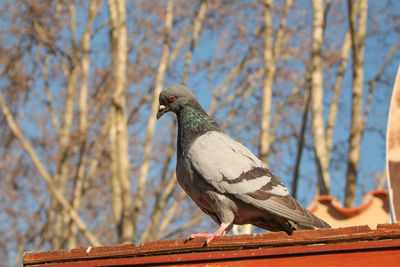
[222,224,233,235]
[188,223,232,245]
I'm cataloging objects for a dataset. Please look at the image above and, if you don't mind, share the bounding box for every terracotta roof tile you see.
[307,189,389,229]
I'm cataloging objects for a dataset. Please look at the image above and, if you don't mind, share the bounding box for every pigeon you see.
[157,84,330,245]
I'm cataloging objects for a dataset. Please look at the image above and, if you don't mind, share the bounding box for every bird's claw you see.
[205,237,213,246]
[185,233,215,246]
[184,234,193,243]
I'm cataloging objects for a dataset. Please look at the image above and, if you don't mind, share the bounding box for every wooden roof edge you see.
[307,189,389,217]
[24,223,400,266]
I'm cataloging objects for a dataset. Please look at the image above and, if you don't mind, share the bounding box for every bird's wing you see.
[187,131,328,228]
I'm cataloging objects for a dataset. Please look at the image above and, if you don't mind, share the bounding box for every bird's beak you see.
[156,105,167,120]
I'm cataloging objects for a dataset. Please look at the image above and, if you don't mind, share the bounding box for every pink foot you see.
[187,223,232,246]
[189,233,216,245]
[189,233,214,239]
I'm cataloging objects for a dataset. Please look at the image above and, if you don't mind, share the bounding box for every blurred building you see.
[308,189,389,229]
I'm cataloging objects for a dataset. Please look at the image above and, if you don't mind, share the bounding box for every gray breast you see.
[176,154,219,217]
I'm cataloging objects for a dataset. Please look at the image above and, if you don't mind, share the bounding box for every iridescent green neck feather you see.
[177,103,221,153]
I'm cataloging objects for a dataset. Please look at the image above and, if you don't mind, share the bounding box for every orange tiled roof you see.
[308,189,389,229]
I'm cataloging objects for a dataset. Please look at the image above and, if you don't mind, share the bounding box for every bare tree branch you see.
[42,55,60,135]
[292,85,310,198]
[362,41,398,133]
[0,92,101,246]
[154,189,187,240]
[345,0,368,207]
[208,25,264,115]
[182,0,208,85]
[69,0,103,248]
[326,28,352,161]
[310,0,330,196]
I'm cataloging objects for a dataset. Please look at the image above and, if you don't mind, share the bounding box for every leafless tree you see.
[0,1,398,265]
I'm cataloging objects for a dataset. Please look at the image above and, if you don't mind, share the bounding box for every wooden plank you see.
[24,224,400,266]
[24,239,400,266]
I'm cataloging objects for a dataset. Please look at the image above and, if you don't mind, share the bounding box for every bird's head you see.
[156,84,197,119]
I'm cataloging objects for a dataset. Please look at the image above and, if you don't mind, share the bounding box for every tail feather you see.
[252,212,331,234]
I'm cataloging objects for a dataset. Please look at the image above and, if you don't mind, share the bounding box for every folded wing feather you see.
[187,131,328,228]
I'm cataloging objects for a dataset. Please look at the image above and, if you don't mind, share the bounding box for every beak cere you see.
[156,105,167,120]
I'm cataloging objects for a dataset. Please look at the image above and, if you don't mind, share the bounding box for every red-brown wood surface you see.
[24,224,400,266]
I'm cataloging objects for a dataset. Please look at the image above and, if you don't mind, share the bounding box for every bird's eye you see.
[169,96,176,102]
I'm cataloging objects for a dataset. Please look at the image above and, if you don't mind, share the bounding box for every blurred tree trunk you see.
[294,0,347,198]
[51,11,79,248]
[259,0,274,167]
[310,0,330,196]
[108,0,134,243]
[133,0,174,237]
[260,0,293,166]
[345,0,368,208]
[68,0,103,249]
